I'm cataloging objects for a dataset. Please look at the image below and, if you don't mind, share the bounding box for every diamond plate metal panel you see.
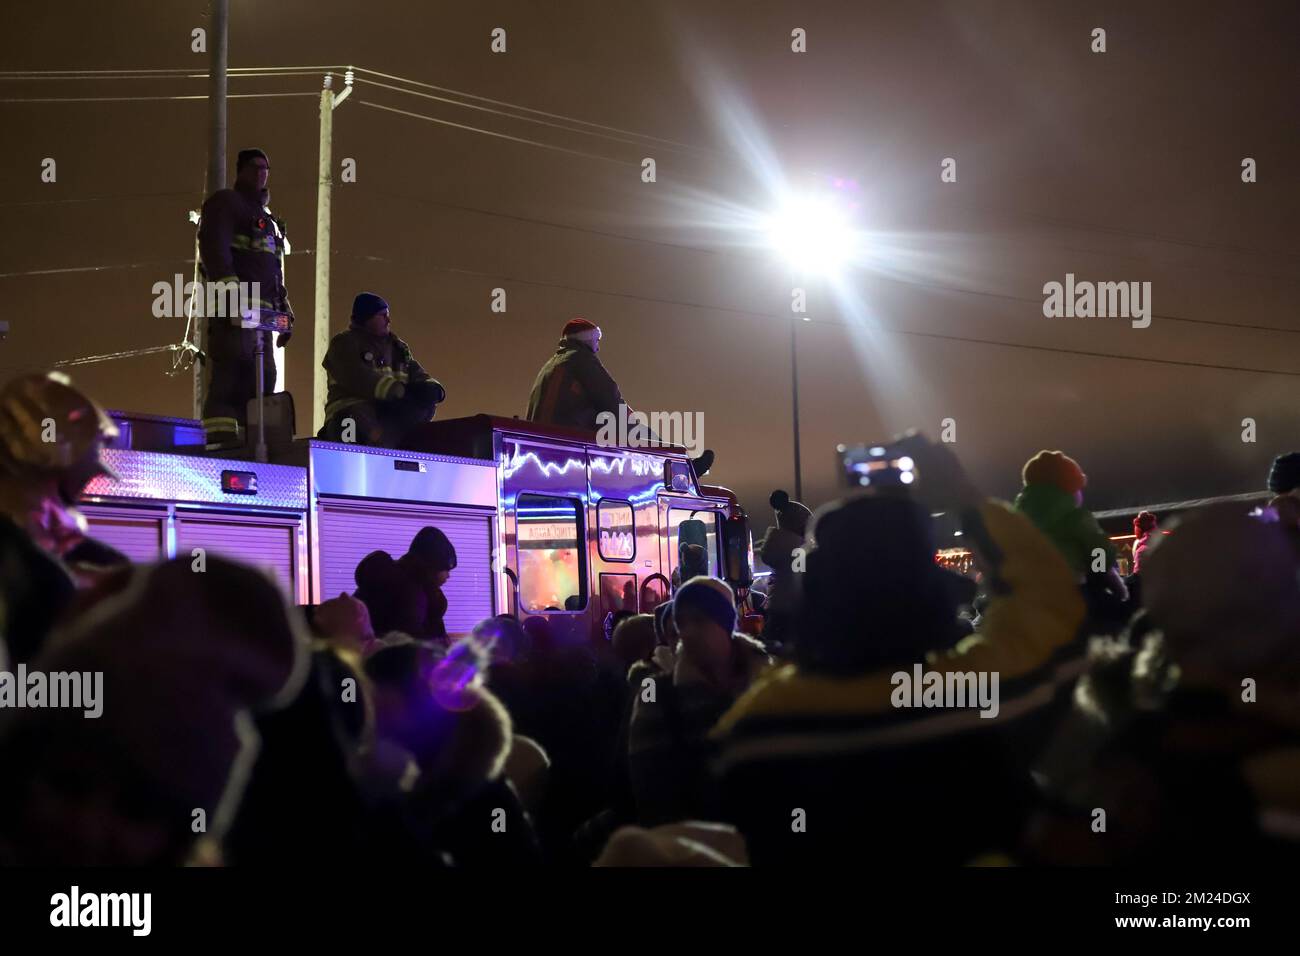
[83,449,308,510]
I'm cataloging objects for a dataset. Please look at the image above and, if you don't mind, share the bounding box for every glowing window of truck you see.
[596,498,636,562]
[517,493,587,612]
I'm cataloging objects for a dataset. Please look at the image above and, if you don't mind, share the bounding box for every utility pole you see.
[312,69,352,435]
[791,314,803,502]
[197,0,229,420]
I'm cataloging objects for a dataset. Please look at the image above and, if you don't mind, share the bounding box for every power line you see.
[355,100,639,167]
[0,250,311,280]
[0,259,193,279]
[0,66,346,77]
[0,69,340,83]
[52,344,186,368]
[0,63,700,155]
[0,190,205,208]
[0,92,319,104]
[351,75,694,155]
[349,69,710,156]
[331,250,1300,378]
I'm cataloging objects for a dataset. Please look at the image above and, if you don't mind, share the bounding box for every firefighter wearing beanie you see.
[1013,450,1127,600]
[525,317,625,431]
[198,148,293,449]
[320,292,446,447]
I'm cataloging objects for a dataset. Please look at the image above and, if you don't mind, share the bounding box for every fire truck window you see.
[597,499,635,561]
[517,494,586,612]
[640,575,669,612]
[668,508,721,584]
[600,573,638,614]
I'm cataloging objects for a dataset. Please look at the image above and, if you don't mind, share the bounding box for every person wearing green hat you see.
[1013,449,1128,606]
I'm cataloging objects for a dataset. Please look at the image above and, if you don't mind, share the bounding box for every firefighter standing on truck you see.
[197,148,293,450]
[320,292,445,447]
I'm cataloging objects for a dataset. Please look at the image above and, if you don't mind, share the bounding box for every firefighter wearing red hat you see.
[319,292,446,447]
[526,318,625,430]
[197,147,294,450]
[526,317,715,476]
[0,371,120,663]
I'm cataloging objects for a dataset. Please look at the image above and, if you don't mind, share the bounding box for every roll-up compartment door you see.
[174,514,299,598]
[317,501,495,635]
[80,506,168,563]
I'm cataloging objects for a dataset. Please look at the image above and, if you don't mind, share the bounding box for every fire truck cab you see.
[80,410,753,643]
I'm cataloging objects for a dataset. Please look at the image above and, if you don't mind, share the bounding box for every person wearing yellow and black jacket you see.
[709,435,1087,867]
[320,293,446,448]
[197,148,294,449]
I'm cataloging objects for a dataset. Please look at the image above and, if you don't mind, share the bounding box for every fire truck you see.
[80,410,754,641]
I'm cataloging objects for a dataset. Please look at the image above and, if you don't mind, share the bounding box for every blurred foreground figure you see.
[0,557,311,865]
[0,371,122,663]
[594,822,747,866]
[712,436,1086,866]
[1267,451,1300,500]
[1029,504,1300,864]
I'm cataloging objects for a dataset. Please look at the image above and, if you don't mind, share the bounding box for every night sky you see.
[2,0,1297,521]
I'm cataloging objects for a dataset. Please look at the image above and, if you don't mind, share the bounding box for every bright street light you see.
[763,191,860,277]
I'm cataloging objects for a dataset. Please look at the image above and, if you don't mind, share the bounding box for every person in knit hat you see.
[1012,449,1128,605]
[526,318,624,431]
[756,489,813,653]
[319,292,446,447]
[627,576,769,826]
[525,317,715,477]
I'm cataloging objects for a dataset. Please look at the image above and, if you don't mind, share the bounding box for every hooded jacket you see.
[525,338,624,431]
